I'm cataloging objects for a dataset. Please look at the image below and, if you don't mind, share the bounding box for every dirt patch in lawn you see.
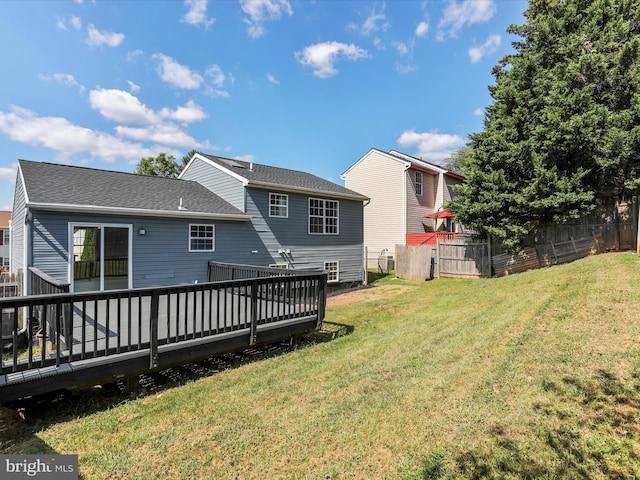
[327,284,416,307]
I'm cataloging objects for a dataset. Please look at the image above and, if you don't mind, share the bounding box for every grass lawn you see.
[2,252,640,478]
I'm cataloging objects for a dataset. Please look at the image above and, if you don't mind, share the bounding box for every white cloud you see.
[468,34,501,63]
[240,0,292,38]
[127,50,144,62]
[115,123,200,148]
[159,100,208,123]
[86,24,125,47]
[473,107,484,116]
[267,73,279,85]
[347,4,390,36]
[56,15,82,31]
[89,88,159,124]
[295,41,369,78]
[153,54,203,89]
[128,80,141,93]
[397,129,466,162]
[203,64,230,97]
[0,105,165,163]
[39,73,85,93]
[415,21,429,38]
[437,0,496,40]
[392,41,409,55]
[70,16,82,30]
[0,165,16,184]
[89,88,208,125]
[182,0,215,28]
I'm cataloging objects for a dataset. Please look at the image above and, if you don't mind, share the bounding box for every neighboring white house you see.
[0,211,10,271]
[341,148,464,267]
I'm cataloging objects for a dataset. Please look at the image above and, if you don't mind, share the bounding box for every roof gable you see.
[342,148,464,180]
[18,160,248,220]
[194,153,368,201]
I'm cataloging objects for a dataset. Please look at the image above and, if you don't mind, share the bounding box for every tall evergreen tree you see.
[450,0,640,251]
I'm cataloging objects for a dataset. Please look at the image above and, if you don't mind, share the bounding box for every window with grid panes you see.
[269,193,288,217]
[189,224,215,251]
[309,198,339,235]
[324,261,339,282]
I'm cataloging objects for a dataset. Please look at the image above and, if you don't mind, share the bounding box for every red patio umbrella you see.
[422,210,453,219]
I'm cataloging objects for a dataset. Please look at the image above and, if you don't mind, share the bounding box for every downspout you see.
[403,163,410,253]
[24,206,31,297]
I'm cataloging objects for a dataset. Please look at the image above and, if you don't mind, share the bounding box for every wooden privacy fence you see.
[396,234,605,280]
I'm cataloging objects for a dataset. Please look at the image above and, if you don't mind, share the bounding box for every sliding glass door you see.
[72,224,131,292]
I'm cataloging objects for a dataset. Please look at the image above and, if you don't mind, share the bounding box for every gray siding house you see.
[180,153,368,285]
[11,156,367,294]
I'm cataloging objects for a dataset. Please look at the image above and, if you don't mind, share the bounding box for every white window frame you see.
[189,224,215,252]
[68,222,133,292]
[269,193,289,218]
[415,171,423,196]
[309,198,339,235]
[324,261,339,283]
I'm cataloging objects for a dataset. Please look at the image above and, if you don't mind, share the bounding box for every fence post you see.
[249,280,258,345]
[570,236,579,259]
[435,239,441,279]
[150,291,159,368]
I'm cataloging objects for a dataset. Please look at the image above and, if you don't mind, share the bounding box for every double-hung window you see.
[189,224,215,252]
[415,171,423,196]
[309,198,339,235]
[269,193,288,217]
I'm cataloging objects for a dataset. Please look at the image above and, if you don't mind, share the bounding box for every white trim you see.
[185,153,250,185]
[388,150,449,174]
[68,222,133,292]
[249,181,367,202]
[308,198,339,235]
[269,192,289,218]
[324,260,339,283]
[341,148,407,178]
[27,202,250,221]
[189,154,367,202]
[188,223,215,252]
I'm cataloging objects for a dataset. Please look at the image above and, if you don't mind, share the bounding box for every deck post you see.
[150,291,159,368]
[249,280,258,345]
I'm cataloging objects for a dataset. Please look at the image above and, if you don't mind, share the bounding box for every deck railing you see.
[0,271,327,377]
[29,267,70,295]
[208,261,320,282]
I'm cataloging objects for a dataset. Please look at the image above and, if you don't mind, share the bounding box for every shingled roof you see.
[18,160,249,220]
[196,154,369,201]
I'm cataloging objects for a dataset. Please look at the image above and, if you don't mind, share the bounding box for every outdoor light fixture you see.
[138,227,146,236]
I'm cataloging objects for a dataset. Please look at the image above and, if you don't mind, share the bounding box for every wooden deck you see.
[0,268,327,403]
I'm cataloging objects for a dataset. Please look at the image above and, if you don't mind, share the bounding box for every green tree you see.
[449,0,640,252]
[134,153,181,178]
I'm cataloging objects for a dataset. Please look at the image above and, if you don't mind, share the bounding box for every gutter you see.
[26,203,252,221]
[247,181,369,202]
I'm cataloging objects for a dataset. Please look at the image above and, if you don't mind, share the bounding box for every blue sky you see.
[0,0,528,211]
